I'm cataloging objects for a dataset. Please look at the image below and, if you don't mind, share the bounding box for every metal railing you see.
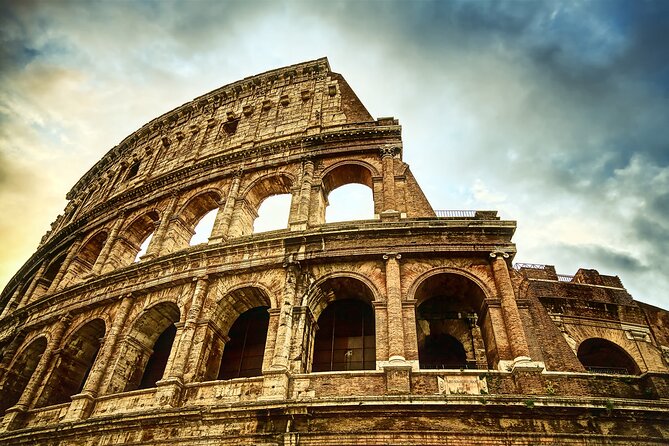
[435,209,476,218]
[513,263,547,270]
[557,274,574,282]
[585,366,631,375]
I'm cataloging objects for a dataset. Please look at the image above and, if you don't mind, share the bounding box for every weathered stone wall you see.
[0,58,668,445]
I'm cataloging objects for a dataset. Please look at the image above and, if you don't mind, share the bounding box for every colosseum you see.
[0,58,668,445]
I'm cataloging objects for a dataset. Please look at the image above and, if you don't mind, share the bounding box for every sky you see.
[0,0,668,309]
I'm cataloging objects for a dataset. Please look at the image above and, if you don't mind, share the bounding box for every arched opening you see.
[125,161,140,181]
[190,208,217,245]
[60,231,109,288]
[105,302,180,394]
[138,324,177,389]
[218,307,270,379]
[0,337,47,413]
[325,184,374,223]
[134,232,154,262]
[577,338,641,375]
[105,211,159,271]
[313,299,376,372]
[229,174,294,237]
[414,273,490,370]
[320,163,376,225]
[203,287,272,382]
[253,194,292,233]
[31,250,68,298]
[36,319,106,408]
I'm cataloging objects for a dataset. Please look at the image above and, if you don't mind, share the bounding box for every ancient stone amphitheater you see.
[0,58,668,445]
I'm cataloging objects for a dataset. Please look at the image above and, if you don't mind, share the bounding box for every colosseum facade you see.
[0,58,668,445]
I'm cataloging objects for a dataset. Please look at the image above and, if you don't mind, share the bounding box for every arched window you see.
[104,211,159,271]
[36,319,105,407]
[325,183,374,223]
[138,324,177,389]
[0,337,47,413]
[313,299,376,372]
[577,338,641,375]
[253,194,292,233]
[190,208,217,245]
[134,232,154,262]
[320,163,376,225]
[104,302,180,394]
[414,273,490,370]
[125,161,140,181]
[218,307,269,379]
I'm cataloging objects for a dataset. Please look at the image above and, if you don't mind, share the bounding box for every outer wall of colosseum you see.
[0,58,668,445]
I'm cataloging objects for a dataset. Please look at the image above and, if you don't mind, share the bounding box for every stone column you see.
[384,253,405,361]
[291,158,314,230]
[64,295,134,420]
[144,192,180,259]
[380,146,398,213]
[1,314,70,432]
[0,288,22,318]
[46,236,83,294]
[92,213,126,275]
[164,276,209,381]
[490,251,531,361]
[0,328,24,384]
[261,264,298,401]
[209,172,241,243]
[18,261,48,308]
[263,308,281,373]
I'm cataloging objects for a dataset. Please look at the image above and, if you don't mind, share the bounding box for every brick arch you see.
[407,266,496,306]
[409,268,496,370]
[0,336,47,413]
[107,210,160,270]
[36,318,106,408]
[230,172,297,237]
[320,160,378,196]
[305,271,382,320]
[170,189,223,251]
[576,337,641,375]
[200,285,273,381]
[106,301,180,394]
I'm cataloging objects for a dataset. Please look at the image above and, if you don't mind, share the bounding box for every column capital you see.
[489,248,510,259]
[380,145,400,158]
[383,253,401,261]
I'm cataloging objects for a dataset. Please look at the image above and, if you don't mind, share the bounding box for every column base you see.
[259,370,290,401]
[0,405,27,432]
[380,210,401,221]
[383,358,412,395]
[155,378,184,407]
[63,392,96,421]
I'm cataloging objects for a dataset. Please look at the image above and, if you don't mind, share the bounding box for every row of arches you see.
[29,164,379,299]
[1,272,644,414]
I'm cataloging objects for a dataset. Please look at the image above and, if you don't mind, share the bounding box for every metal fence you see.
[434,209,476,218]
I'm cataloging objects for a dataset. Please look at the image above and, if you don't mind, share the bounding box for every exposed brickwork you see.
[0,59,667,444]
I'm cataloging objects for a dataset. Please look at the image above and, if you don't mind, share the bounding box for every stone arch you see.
[36,318,106,408]
[107,301,180,393]
[0,336,47,413]
[201,286,273,381]
[171,189,222,250]
[62,230,108,285]
[411,270,493,369]
[107,210,160,270]
[577,337,641,375]
[307,275,377,372]
[229,172,296,237]
[316,161,379,224]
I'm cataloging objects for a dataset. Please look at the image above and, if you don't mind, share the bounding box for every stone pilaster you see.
[92,213,126,275]
[19,261,48,307]
[144,192,180,259]
[490,250,531,364]
[270,263,298,371]
[46,236,83,294]
[290,158,314,230]
[1,314,70,432]
[384,253,405,361]
[209,172,241,243]
[64,295,134,421]
[380,146,399,214]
